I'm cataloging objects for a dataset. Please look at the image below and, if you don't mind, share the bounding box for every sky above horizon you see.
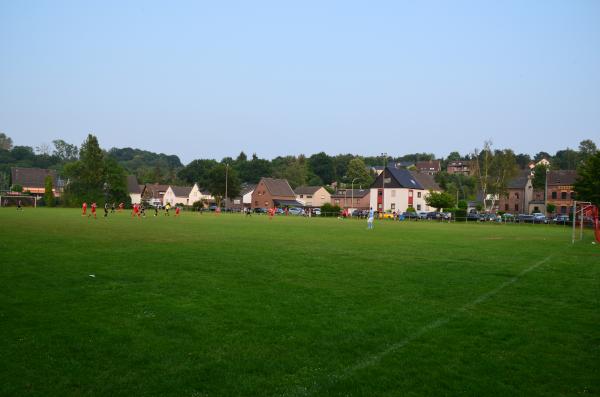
[1,1,599,164]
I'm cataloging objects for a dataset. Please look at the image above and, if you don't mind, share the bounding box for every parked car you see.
[311,208,321,216]
[288,207,304,216]
[416,211,428,219]
[466,212,481,221]
[426,212,442,220]
[501,213,515,222]
[352,209,367,218]
[254,207,268,214]
[517,214,534,223]
[402,211,419,220]
[552,214,570,224]
[532,212,548,223]
[480,213,497,222]
[275,208,284,215]
[208,204,218,211]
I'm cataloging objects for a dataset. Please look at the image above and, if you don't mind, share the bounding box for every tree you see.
[446,151,461,162]
[0,133,13,150]
[308,152,334,185]
[534,151,551,162]
[578,139,597,162]
[553,148,579,170]
[52,139,78,161]
[515,153,532,169]
[237,154,272,183]
[346,158,373,187]
[206,163,241,205]
[63,134,129,206]
[472,142,518,211]
[11,184,23,193]
[236,151,247,162]
[425,191,455,211]
[546,203,556,214]
[44,175,55,207]
[272,155,308,188]
[178,159,218,186]
[573,151,600,207]
[531,163,550,190]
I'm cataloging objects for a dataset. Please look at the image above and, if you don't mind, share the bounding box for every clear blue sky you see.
[1,1,599,163]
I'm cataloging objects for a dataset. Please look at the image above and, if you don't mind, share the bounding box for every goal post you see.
[0,195,37,208]
[571,201,599,244]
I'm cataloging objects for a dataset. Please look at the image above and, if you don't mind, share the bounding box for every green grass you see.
[0,208,598,396]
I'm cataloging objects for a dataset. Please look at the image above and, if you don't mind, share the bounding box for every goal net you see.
[0,195,37,207]
[572,201,599,243]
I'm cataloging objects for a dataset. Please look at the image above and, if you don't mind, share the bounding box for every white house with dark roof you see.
[163,185,194,206]
[369,166,442,213]
[127,175,142,204]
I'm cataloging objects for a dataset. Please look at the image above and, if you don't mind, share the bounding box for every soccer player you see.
[165,203,171,216]
[367,207,374,230]
[154,205,159,217]
[82,202,87,216]
[91,202,97,219]
[17,200,22,211]
[111,202,115,213]
[175,206,180,217]
[140,204,146,218]
[131,203,138,218]
[104,202,109,218]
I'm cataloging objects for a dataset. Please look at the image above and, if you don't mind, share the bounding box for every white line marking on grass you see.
[284,255,552,397]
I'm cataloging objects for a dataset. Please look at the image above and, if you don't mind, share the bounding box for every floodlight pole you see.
[351,177,358,215]
[572,201,577,244]
[381,152,387,214]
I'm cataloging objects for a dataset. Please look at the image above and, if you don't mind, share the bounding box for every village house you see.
[415,160,441,175]
[446,160,473,176]
[369,166,441,213]
[141,183,170,206]
[497,170,533,214]
[127,175,142,204]
[241,184,256,208]
[294,186,331,208]
[545,170,578,215]
[250,178,302,209]
[10,167,63,197]
[163,185,193,206]
[331,188,371,210]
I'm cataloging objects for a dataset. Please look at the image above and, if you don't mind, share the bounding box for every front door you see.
[408,190,414,206]
[377,189,383,211]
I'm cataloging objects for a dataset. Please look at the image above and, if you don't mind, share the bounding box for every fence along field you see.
[0,208,598,396]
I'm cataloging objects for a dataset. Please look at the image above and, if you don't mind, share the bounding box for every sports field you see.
[1,208,598,396]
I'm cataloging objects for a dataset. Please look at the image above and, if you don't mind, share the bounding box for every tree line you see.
[0,132,598,207]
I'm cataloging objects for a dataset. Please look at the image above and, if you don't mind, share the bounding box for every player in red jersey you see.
[82,202,87,216]
[90,202,97,219]
[175,206,180,217]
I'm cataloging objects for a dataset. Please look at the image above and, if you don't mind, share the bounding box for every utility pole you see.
[351,177,358,216]
[225,163,228,210]
[544,167,549,216]
[381,152,387,214]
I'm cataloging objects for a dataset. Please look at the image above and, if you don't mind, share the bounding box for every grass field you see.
[1,208,598,396]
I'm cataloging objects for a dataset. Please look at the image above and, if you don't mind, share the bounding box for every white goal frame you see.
[572,201,593,244]
[0,195,38,207]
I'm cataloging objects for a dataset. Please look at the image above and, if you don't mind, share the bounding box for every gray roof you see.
[273,199,305,207]
[261,178,295,197]
[127,175,141,194]
[507,170,530,189]
[171,185,193,197]
[143,184,170,199]
[547,170,577,186]
[331,189,370,198]
[240,184,256,196]
[11,167,58,188]
[409,171,441,190]
[387,167,422,189]
[294,186,322,195]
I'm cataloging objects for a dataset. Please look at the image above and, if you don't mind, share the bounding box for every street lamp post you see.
[544,167,549,216]
[351,177,358,216]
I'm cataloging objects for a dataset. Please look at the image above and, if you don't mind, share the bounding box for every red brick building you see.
[415,160,441,175]
[251,178,301,208]
[331,189,370,210]
[447,160,473,176]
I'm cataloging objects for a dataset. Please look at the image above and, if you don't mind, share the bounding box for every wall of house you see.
[130,193,141,205]
[189,185,203,205]
[297,188,331,207]
[369,188,434,213]
[243,190,254,206]
[251,180,273,208]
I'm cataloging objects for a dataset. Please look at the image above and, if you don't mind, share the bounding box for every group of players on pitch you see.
[81,201,180,218]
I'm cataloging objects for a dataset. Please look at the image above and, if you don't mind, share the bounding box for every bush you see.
[406,206,416,213]
[457,200,468,210]
[321,203,341,217]
[455,209,467,221]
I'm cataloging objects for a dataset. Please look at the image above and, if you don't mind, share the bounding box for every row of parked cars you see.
[466,212,572,224]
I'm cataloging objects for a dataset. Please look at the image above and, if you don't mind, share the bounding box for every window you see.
[264,201,268,206]
[307,195,312,199]
[321,195,324,199]
[299,194,303,198]
[515,193,519,199]
[551,191,557,199]
[417,204,422,210]
[570,191,575,199]
[505,204,509,211]
[417,192,421,198]
[561,206,567,214]
[335,199,340,205]
[515,204,519,211]
[561,192,567,199]
[391,203,396,210]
